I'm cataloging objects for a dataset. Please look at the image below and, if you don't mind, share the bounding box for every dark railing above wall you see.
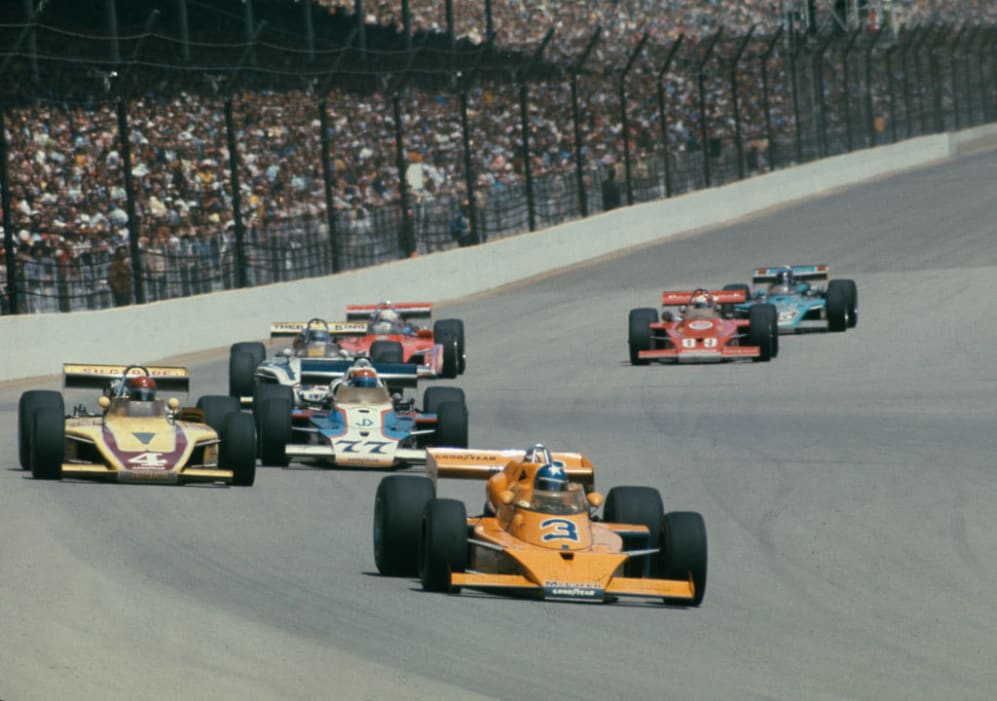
[0,2,994,316]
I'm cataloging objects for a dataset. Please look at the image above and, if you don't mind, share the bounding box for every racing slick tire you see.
[839,278,858,328]
[419,498,468,593]
[19,390,64,470]
[433,319,466,378]
[229,341,265,398]
[628,308,658,365]
[30,407,65,480]
[721,283,751,318]
[258,398,292,467]
[660,511,708,607]
[374,475,436,577]
[221,411,257,487]
[747,303,777,362]
[434,401,469,448]
[423,386,466,415]
[370,340,404,364]
[826,281,850,332]
[196,395,242,436]
[603,486,664,578]
[252,383,294,436]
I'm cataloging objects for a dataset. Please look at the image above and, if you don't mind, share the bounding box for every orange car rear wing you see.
[660,289,746,306]
[63,363,190,393]
[269,321,368,338]
[426,447,595,487]
[346,302,433,322]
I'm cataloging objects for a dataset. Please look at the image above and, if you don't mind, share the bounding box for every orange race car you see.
[372,444,707,606]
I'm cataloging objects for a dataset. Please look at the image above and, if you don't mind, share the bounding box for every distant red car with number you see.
[628,288,778,364]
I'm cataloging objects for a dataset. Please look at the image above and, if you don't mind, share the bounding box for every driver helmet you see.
[128,375,157,401]
[774,268,795,288]
[691,291,715,310]
[534,462,569,493]
[371,307,400,334]
[348,366,378,388]
[303,327,331,344]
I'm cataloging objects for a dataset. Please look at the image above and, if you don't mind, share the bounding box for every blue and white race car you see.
[726,265,857,334]
[253,359,468,469]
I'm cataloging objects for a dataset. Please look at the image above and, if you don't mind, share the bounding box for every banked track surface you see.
[2,151,996,700]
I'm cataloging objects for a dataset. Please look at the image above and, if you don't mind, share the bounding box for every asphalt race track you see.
[3,151,996,700]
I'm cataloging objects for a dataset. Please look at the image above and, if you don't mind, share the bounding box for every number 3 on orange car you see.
[540,518,579,542]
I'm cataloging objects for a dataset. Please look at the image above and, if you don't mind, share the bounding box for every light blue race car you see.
[726,265,857,334]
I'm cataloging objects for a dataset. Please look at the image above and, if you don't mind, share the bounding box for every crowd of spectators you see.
[2,0,994,314]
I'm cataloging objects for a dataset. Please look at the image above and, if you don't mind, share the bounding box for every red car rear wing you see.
[660,289,746,306]
[346,302,433,321]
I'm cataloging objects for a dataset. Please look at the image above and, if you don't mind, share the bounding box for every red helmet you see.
[349,367,378,388]
[129,375,157,401]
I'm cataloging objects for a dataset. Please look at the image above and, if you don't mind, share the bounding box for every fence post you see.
[977,30,991,123]
[759,28,782,170]
[730,26,755,180]
[863,27,884,148]
[915,25,935,135]
[391,92,414,256]
[19,0,40,82]
[813,32,834,158]
[789,35,804,162]
[315,29,357,273]
[454,35,493,244]
[929,27,947,133]
[115,11,161,306]
[517,28,554,232]
[657,36,684,198]
[697,30,722,187]
[884,42,898,143]
[222,22,266,288]
[0,101,15,315]
[619,32,649,205]
[901,28,918,138]
[387,39,426,258]
[840,30,859,152]
[950,27,967,130]
[963,28,979,124]
[571,28,601,217]
[317,97,341,271]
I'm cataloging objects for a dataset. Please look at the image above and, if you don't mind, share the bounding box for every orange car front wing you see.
[453,548,697,603]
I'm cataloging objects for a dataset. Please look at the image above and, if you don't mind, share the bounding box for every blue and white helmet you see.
[534,462,569,493]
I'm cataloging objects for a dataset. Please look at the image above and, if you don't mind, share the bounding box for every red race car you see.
[628,289,777,364]
[335,302,466,379]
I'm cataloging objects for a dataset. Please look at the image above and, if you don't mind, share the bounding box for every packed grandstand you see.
[0,0,994,313]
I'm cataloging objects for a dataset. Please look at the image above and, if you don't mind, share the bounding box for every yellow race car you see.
[18,364,256,486]
[373,444,707,606]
